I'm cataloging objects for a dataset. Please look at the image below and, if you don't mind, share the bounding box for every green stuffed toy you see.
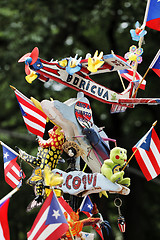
[101,147,130,187]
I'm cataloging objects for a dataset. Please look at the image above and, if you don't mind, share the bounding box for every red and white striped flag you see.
[14,88,47,138]
[0,198,10,240]
[119,69,146,90]
[132,125,160,181]
[58,196,73,221]
[27,191,68,240]
[1,142,25,188]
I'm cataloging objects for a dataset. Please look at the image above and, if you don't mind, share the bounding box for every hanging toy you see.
[87,50,104,72]
[62,140,84,173]
[124,45,143,68]
[130,21,147,41]
[114,198,126,233]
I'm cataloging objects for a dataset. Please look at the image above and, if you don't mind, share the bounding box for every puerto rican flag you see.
[79,195,93,217]
[132,126,160,181]
[79,196,104,240]
[1,142,25,188]
[0,198,10,240]
[27,191,68,240]
[58,196,73,220]
[14,88,47,138]
[149,49,160,77]
[119,69,146,90]
[146,0,160,31]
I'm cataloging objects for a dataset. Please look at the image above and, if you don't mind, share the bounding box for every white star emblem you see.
[52,209,60,219]
[143,137,147,144]
[4,152,9,159]
[87,204,92,210]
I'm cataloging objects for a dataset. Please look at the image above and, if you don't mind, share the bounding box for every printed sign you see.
[41,61,130,105]
[52,169,122,196]
[75,101,93,127]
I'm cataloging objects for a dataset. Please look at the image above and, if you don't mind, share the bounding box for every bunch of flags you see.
[0,1,160,239]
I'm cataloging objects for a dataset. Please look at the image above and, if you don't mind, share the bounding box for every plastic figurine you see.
[130,21,147,41]
[124,45,143,68]
[62,140,84,172]
[87,50,104,72]
[82,127,110,160]
[65,54,82,75]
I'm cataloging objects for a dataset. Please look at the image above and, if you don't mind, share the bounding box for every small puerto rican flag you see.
[118,216,126,233]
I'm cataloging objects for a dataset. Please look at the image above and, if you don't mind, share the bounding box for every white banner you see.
[52,169,121,196]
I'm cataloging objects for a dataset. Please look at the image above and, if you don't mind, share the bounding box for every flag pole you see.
[122,120,157,171]
[111,50,126,90]
[132,67,150,98]
[132,48,160,98]
[0,183,21,205]
[0,141,34,169]
[142,0,151,28]
[10,85,16,91]
[68,226,74,240]
[131,0,151,96]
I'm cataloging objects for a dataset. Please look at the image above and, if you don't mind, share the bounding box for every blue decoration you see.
[130,21,147,41]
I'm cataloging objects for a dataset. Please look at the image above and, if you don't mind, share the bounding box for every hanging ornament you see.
[130,21,147,41]
[114,198,126,233]
[124,45,143,68]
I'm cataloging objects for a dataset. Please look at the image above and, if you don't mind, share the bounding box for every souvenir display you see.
[1,0,160,239]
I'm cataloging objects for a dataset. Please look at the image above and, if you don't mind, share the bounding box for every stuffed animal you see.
[101,147,130,187]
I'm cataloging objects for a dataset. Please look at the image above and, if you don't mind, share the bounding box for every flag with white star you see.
[79,196,104,240]
[1,142,25,188]
[79,196,93,215]
[27,191,68,240]
[132,127,160,181]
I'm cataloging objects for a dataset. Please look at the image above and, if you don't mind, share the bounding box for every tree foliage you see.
[0,0,160,239]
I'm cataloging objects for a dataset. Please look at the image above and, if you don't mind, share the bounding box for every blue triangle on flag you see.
[45,192,66,225]
[139,129,152,151]
[81,196,93,214]
[17,102,27,116]
[2,146,17,163]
